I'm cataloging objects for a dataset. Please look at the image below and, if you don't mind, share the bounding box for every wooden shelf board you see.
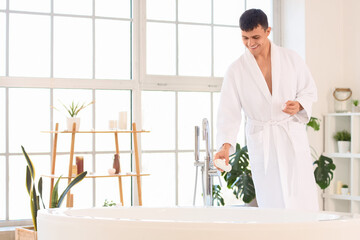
[42,172,150,179]
[41,130,150,134]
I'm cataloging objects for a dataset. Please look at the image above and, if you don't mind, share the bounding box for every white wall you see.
[343,0,360,100]
[304,0,345,154]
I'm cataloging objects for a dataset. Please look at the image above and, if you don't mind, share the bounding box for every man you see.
[215,9,318,210]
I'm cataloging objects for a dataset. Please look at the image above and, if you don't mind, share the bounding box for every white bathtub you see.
[38,207,360,240]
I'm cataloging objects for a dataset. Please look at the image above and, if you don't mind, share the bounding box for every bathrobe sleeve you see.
[216,66,242,155]
[294,58,317,123]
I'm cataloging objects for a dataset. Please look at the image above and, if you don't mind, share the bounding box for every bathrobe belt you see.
[248,117,298,197]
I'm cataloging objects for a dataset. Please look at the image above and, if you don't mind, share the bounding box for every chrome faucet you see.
[193,118,219,206]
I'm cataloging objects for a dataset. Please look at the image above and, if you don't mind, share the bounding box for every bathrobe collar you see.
[244,41,280,104]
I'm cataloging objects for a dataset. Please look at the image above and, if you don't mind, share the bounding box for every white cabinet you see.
[323,113,360,213]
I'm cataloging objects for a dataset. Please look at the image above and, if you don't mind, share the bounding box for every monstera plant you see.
[222,144,256,204]
[313,154,336,189]
[306,117,336,189]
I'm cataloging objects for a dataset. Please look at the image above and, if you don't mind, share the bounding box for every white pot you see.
[341,187,349,195]
[352,105,360,112]
[67,117,80,131]
[337,141,350,153]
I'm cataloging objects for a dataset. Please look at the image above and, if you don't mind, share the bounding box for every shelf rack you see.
[41,122,150,207]
[323,112,360,213]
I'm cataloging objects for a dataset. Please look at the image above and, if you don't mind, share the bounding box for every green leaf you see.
[26,166,32,196]
[212,185,225,206]
[307,117,320,131]
[38,177,46,209]
[31,185,38,231]
[57,171,87,208]
[313,154,336,189]
[51,176,62,208]
[222,144,256,203]
[21,146,35,180]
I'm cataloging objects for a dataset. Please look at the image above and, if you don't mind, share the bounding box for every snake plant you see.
[22,146,87,231]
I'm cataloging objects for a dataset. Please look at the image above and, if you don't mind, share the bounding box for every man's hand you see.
[214,143,231,172]
[282,101,303,116]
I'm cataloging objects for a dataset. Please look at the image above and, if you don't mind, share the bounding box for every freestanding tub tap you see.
[193,118,218,206]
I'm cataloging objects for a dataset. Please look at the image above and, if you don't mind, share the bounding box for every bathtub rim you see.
[37,206,360,225]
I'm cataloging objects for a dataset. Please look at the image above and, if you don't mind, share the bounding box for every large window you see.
[146,0,245,78]
[0,0,276,225]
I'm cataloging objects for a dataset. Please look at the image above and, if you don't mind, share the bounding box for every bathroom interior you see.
[1,0,360,239]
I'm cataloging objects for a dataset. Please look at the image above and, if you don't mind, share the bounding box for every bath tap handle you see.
[202,119,209,141]
[195,126,200,161]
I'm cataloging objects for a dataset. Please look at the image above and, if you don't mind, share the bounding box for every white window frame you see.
[0,0,280,226]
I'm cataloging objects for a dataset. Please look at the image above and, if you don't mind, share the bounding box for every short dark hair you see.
[239,9,268,31]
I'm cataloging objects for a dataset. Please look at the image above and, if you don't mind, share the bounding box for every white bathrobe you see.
[216,42,319,211]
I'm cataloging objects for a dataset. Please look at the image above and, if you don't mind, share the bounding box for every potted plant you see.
[333,130,351,153]
[52,100,93,131]
[103,199,117,207]
[308,116,336,209]
[352,99,360,112]
[212,185,225,206]
[17,146,87,239]
[222,144,256,205]
[341,184,349,195]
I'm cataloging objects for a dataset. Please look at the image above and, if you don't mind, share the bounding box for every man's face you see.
[241,25,271,56]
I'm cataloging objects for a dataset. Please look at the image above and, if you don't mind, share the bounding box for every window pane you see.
[214,0,245,25]
[95,90,131,152]
[178,0,211,23]
[0,157,4,220]
[9,14,50,77]
[0,0,5,9]
[146,0,175,21]
[246,0,273,27]
[178,152,206,206]
[0,88,4,153]
[9,88,50,153]
[142,153,175,206]
[53,89,93,152]
[95,0,131,18]
[9,155,50,219]
[142,91,175,150]
[95,19,131,80]
[0,13,5,76]
[214,26,243,77]
[95,153,131,206]
[146,22,176,75]
[54,17,92,78]
[54,0,92,15]
[178,25,211,76]
[178,92,211,150]
[10,0,49,12]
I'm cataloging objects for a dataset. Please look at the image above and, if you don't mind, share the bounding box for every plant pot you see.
[67,117,80,131]
[15,226,37,240]
[341,187,349,195]
[337,141,350,153]
[352,105,360,112]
